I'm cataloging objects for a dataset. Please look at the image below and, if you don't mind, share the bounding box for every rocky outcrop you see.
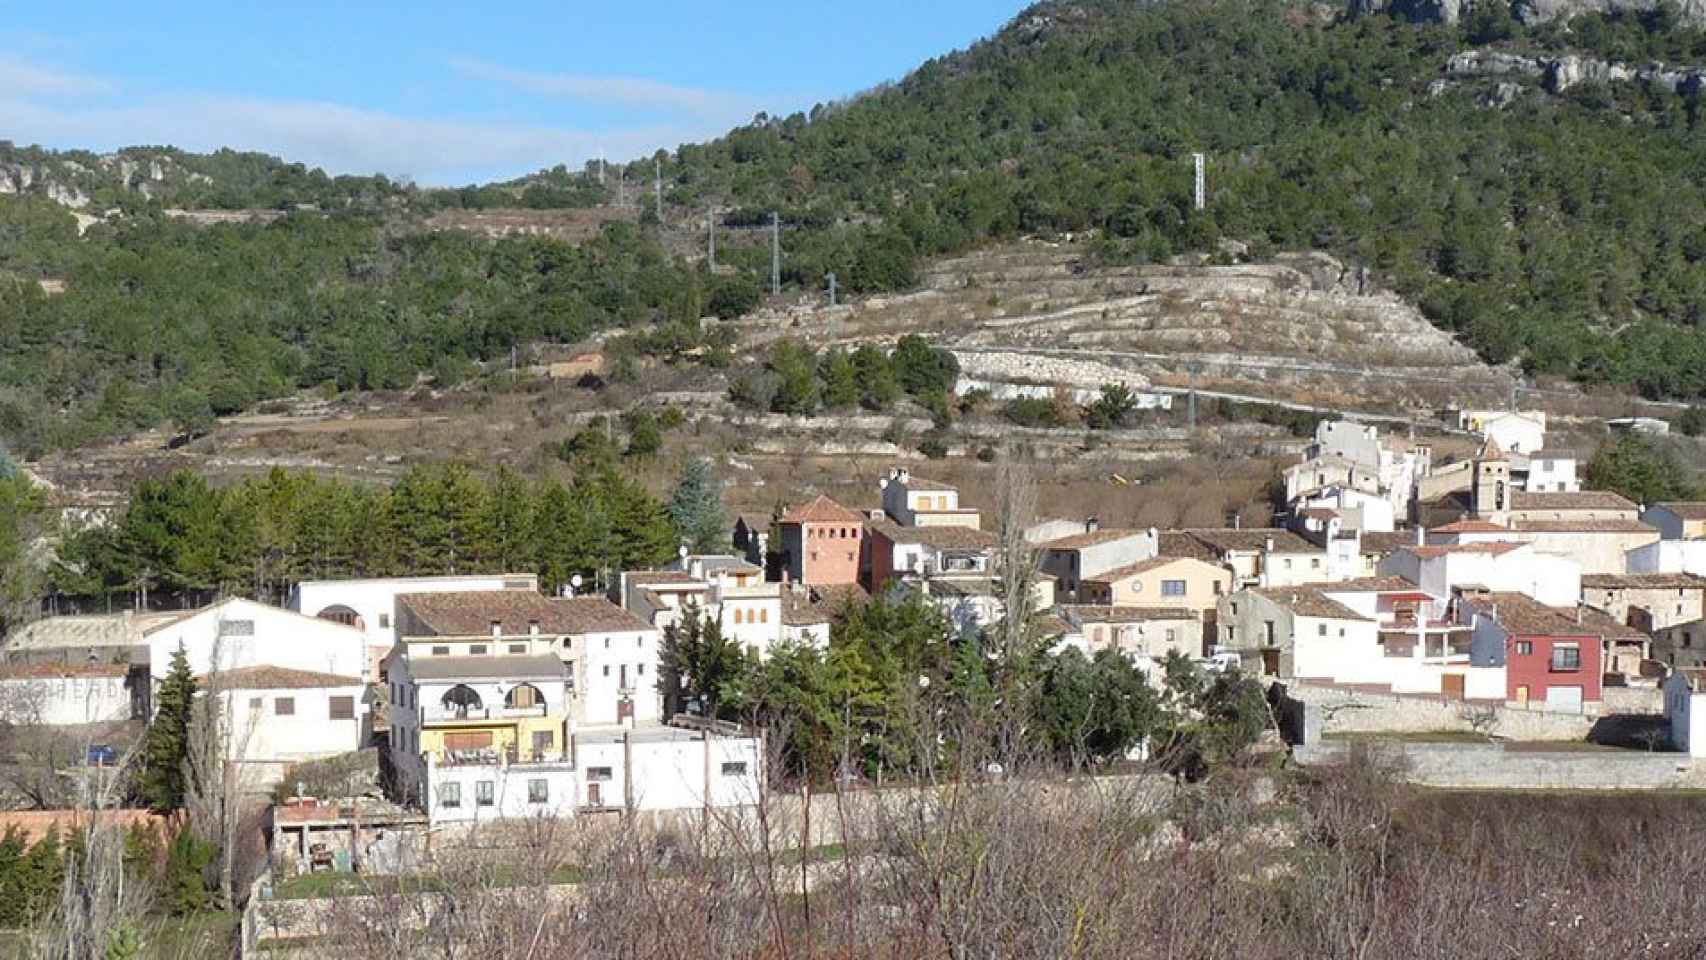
[1445,47,1706,94]
[1358,0,1706,24]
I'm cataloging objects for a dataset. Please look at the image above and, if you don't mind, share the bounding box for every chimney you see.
[1086,516,1100,534]
[1264,535,1275,554]
[1414,525,1425,547]
[528,619,540,637]
[490,620,502,639]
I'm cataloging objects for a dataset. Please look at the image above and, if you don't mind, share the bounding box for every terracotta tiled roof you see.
[1464,592,1595,638]
[0,662,128,679]
[201,665,363,689]
[1185,528,1317,554]
[780,590,833,626]
[1400,542,1527,559]
[1573,605,1648,641]
[1431,519,1511,533]
[1157,532,1220,561]
[900,476,957,492]
[1040,528,1144,550]
[867,519,997,551]
[1582,573,1706,590]
[1061,605,1199,624]
[1081,556,1214,585]
[1510,519,1656,533]
[624,571,704,586]
[1510,490,1638,512]
[399,592,652,636]
[1321,576,1422,594]
[1651,502,1706,521]
[1357,532,1415,557]
[407,654,569,682]
[781,495,865,525]
[1251,588,1373,622]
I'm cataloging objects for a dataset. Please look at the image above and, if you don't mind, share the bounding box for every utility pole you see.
[707,207,716,271]
[1192,153,1205,211]
[826,272,837,307]
[654,158,663,222]
[617,169,625,207]
[770,211,781,296]
[1187,364,1198,432]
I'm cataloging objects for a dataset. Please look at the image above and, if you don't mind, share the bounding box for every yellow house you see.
[1078,556,1231,615]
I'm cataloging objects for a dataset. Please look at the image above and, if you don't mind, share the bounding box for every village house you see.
[877,467,980,529]
[1462,592,1603,714]
[1520,449,1579,493]
[1216,586,1377,681]
[1163,528,1341,589]
[288,573,540,681]
[2,609,177,667]
[778,496,866,587]
[1054,605,1202,666]
[1379,540,1579,608]
[1039,526,1158,597]
[571,723,762,813]
[731,514,771,568]
[144,597,369,691]
[1458,409,1547,454]
[865,519,997,593]
[1627,538,1706,577]
[1641,502,1706,541]
[1580,573,1706,632]
[1650,618,1706,671]
[207,665,369,785]
[1074,555,1230,622]
[0,662,135,726]
[622,555,823,658]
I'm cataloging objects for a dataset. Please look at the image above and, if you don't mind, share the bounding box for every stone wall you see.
[1284,681,1597,741]
[1297,741,1703,790]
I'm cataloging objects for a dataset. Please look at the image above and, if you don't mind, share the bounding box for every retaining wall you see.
[1286,681,1597,741]
[1297,741,1704,790]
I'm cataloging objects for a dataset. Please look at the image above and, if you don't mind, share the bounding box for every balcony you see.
[433,747,574,769]
[420,703,550,724]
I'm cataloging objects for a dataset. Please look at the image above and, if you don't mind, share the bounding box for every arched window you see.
[441,684,483,718]
[505,684,543,710]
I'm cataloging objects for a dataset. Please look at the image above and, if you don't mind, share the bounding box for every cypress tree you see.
[668,458,728,554]
[139,645,197,812]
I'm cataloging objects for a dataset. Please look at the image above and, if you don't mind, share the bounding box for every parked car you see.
[86,744,118,767]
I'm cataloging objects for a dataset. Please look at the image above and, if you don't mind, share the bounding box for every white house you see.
[1039,526,1159,594]
[288,573,540,681]
[573,725,762,812]
[878,467,980,529]
[1664,669,1706,757]
[1628,538,1706,577]
[1378,541,1579,608]
[1521,449,1579,493]
[0,663,134,726]
[1459,410,1546,454]
[145,598,369,694]
[1640,503,1706,541]
[208,666,368,784]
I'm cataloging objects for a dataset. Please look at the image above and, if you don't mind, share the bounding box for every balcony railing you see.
[433,747,574,768]
[420,703,550,724]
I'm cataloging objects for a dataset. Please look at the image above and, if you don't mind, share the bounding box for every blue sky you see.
[0,1,1029,185]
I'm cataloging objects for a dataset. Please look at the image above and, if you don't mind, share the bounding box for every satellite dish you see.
[678,545,690,559]
[568,574,583,596]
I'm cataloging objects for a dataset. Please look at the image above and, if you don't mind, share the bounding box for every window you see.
[638,664,646,676]
[1165,629,1177,644]
[431,646,450,656]
[1310,558,1321,569]
[528,779,549,804]
[508,644,527,655]
[476,781,494,807]
[248,697,262,711]
[760,609,769,623]
[1091,626,1105,644]
[602,665,610,677]
[1551,645,1582,671]
[275,697,295,716]
[329,696,355,720]
[722,762,748,776]
[469,644,487,655]
[1161,580,1186,597]
[1686,632,1695,649]
[1515,641,1534,655]
[379,613,391,629]
[586,766,614,782]
[603,637,610,648]
[1318,623,1327,637]
[1283,559,1293,570]
[218,619,255,637]
[439,783,462,809]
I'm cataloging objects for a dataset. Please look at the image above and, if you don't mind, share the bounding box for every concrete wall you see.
[221,684,367,766]
[0,674,132,726]
[148,599,368,687]
[1517,529,1659,576]
[573,733,762,812]
[1297,741,1702,789]
[423,758,577,824]
[1664,674,1706,757]
[1583,586,1704,631]
[1629,539,1706,575]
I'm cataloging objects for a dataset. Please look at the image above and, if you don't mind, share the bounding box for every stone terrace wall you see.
[1287,681,1597,741]
[1298,741,1704,790]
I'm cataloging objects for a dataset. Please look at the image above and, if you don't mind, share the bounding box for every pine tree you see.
[140,645,197,812]
[19,827,63,923]
[163,826,215,917]
[0,826,26,927]
[668,458,728,554]
[661,611,748,719]
[819,349,860,409]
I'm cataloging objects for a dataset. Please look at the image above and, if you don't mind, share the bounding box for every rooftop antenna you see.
[567,573,583,598]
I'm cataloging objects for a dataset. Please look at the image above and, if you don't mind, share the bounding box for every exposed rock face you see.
[1359,0,1706,23]
[1445,47,1706,95]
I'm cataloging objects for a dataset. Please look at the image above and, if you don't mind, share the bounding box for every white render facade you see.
[215,677,367,777]
[288,574,540,679]
[145,598,368,692]
[1664,670,1706,758]
[0,669,133,726]
[573,727,762,812]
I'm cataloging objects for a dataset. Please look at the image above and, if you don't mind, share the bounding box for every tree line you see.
[49,461,708,610]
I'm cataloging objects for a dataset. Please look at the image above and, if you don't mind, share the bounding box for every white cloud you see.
[449,56,766,121]
[0,56,112,97]
[0,92,724,185]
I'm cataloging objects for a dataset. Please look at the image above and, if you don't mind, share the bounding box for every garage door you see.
[1546,685,1584,714]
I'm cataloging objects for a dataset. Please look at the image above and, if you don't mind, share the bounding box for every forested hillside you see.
[8,0,1706,455]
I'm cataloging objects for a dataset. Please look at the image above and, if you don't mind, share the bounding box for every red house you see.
[778,495,866,588]
[1464,591,1602,713]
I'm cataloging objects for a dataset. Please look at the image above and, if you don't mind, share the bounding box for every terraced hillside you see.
[764,243,1515,413]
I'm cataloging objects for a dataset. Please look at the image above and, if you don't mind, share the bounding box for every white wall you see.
[1628,539,1706,576]
[219,683,366,765]
[423,757,577,824]
[1523,456,1579,493]
[1640,507,1690,541]
[0,675,131,726]
[572,626,662,727]
[574,734,762,811]
[147,599,368,686]
[289,575,535,670]
[1664,673,1706,758]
